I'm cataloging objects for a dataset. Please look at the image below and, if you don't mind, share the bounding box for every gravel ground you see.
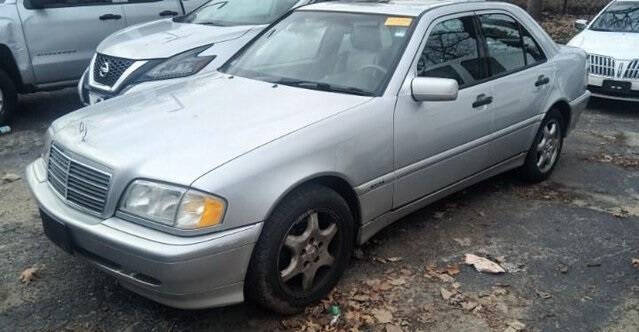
[1,89,638,332]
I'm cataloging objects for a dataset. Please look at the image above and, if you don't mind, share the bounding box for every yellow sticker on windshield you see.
[385,17,413,27]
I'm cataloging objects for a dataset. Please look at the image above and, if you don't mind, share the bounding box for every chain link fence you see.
[504,0,611,15]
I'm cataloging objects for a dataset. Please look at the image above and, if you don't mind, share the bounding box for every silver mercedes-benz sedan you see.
[26,0,590,313]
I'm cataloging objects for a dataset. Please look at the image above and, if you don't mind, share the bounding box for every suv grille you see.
[93,54,135,87]
[47,145,111,215]
[588,54,616,77]
[624,60,639,79]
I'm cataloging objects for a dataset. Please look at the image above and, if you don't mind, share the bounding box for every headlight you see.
[120,180,226,230]
[137,45,216,82]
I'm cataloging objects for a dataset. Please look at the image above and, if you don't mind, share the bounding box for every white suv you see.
[569,0,639,102]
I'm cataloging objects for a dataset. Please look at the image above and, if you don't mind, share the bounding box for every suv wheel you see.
[519,109,564,183]
[245,184,354,314]
[0,68,17,126]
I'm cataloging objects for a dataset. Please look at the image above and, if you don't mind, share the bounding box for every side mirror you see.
[411,77,459,102]
[575,19,588,31]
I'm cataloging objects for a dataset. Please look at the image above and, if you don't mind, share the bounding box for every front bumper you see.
[26,159,263,309]
[587,74,639,102]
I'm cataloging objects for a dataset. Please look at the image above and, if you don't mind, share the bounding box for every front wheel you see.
[519,110,564,183]
[245,184,354,314]
[0,68,17,126]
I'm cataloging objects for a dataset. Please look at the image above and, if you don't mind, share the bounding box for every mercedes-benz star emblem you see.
[99,61,110,78]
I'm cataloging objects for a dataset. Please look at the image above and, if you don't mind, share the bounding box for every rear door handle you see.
[99,14,122,20]
[159,10,179,17]
[535,75,550,87]
[472,94,493,108]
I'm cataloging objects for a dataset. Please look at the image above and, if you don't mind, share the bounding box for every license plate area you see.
[603,80,631,92]
[41,210,74,254]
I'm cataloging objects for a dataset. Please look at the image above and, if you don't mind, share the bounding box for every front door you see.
[18,0,127,83]
[394,14,494,208]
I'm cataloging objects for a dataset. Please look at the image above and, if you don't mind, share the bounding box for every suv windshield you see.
[179,0,300,26]
[220,11,415,96]
[590,1,639,33]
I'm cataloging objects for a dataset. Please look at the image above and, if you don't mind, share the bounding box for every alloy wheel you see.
[536,119,561,173]
[278,211,340,293]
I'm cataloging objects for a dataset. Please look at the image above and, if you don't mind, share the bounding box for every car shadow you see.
[12,88,82,132]
[587,97,639,118]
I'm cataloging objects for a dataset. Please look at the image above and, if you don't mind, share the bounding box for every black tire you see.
[245,184,354,314]
[519,109,565,183]
[0,68,17,126]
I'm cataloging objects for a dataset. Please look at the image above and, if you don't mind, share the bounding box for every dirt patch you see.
[584,152,639,170]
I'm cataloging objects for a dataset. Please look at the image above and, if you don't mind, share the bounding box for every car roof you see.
[299,0,486,17]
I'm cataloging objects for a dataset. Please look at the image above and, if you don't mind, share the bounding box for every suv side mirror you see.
[411,77,459,102]
[575,19,588,31]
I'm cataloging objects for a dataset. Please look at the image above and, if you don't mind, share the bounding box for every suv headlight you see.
[136,45,216,82]
[120,180,226,230]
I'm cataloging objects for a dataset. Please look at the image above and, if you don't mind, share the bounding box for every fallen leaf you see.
[372,308,393,324]
[461,301,478,311]
[440,288,454,300]
[507,320,526,331]
[389,278,406,286]
[2,173,21,184]
[632,258,639,269]
[19,267,40,284]
[464,254,505,274]
[386,257,403,262]
[385,324,403,332]
[445,265,460,276]
[535,289,552,299]
[353,294,370,302]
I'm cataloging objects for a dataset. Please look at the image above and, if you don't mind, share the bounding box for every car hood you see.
[50,74,372,186]
[97,19,261,60]
[569,30,639,59]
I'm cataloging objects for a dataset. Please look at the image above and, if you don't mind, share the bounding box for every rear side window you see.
[479,14,526,76]
[418,16,487,88]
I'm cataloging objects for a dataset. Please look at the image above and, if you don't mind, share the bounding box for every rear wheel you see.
[245,184,354,314]
[0,68,17,126]
[519,109,564,183]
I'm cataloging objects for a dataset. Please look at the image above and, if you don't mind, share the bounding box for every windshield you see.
[180,0,300,26]
[590,1,639,33]
[220,11,415,96]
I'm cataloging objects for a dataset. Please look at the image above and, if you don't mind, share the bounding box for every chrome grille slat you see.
[47,144,111,215]
[589,54,616,77]
[624,60,639,79]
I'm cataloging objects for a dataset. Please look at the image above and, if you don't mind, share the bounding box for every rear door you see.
[18,0,126,83]
[476,12,555,164]
[121,0,183,25]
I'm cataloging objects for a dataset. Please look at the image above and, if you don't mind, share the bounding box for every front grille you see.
[93,54,135,87]
[624,60,639,79]
[47,144,111,215]
[588,54,616,77]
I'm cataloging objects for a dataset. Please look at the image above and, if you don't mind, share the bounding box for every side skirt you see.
[357,153,526,245]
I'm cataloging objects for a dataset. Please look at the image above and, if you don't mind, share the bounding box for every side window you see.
[521,26,547,64]
[26,0,113,8]
[479,14,526,76]
[418,16,487,88]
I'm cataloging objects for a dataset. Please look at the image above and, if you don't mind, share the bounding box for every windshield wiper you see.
[272,79,375,97]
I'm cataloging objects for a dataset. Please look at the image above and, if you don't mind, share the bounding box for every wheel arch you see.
[266,173,362,243]
[547,99,572,137]
[0,44,25,92]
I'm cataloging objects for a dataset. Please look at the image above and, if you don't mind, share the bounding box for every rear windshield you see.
[178,0,299,26]
[590,1,639,33]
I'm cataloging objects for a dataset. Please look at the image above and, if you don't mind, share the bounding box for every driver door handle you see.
[99,14,122,20]
[159,10,179,17]
[472,94,493,108]
[535,75,550,87]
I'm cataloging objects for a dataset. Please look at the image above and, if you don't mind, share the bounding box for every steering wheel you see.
[358,65,388,80]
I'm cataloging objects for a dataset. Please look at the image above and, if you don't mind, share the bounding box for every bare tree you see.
[527,0,543,19]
